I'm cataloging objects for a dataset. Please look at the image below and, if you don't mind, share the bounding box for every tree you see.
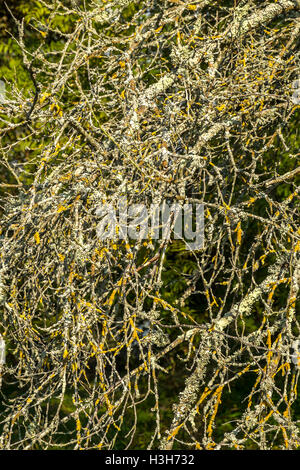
[0,0,299,450]
[0,0,76,197]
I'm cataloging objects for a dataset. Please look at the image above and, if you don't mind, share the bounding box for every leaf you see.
[34,232,40,244]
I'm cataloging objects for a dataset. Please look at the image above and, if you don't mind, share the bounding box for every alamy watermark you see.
[96,199,204,251]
